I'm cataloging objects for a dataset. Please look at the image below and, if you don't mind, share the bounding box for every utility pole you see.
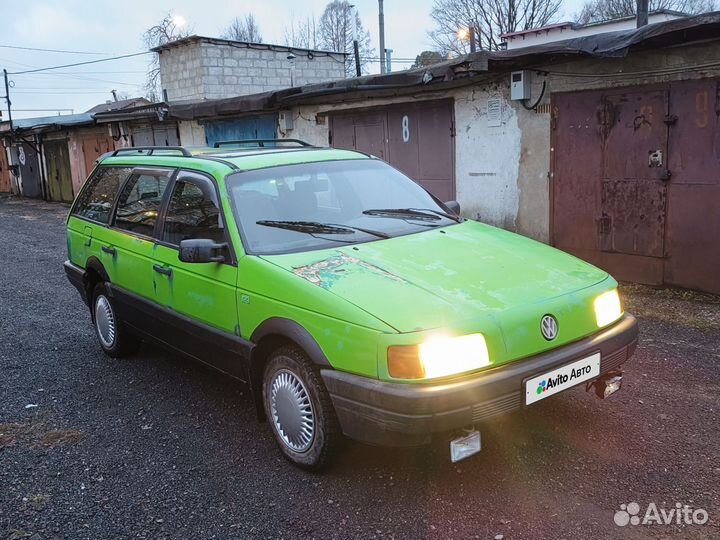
[637,0,649,27]
[378,0,386,74]
[3,69,12,131]
[385,48,393,73]
[351,5,361,76]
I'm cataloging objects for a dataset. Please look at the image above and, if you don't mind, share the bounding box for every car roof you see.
[97,144,371,175]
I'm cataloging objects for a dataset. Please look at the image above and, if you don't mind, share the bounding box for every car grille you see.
[600,345,628,373]
[471,393,522,422]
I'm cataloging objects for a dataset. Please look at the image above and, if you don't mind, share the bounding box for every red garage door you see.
[551,79,720,294]
[329,100,456,201]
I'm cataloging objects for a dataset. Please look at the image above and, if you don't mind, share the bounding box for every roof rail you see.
[111,146,192,157]
[213,138,312,148]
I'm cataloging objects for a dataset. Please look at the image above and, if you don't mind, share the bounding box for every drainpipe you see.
[637,0,649,27]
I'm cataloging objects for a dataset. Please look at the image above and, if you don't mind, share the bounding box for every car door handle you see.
[153,264,172,277]
[101,245,116,256]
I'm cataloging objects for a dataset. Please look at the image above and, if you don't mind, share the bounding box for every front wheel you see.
[262,345,341,470]
[91,282,140,358]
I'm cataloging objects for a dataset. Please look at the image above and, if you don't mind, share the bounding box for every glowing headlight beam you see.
[594,289,623,327]
[418,333,490,379]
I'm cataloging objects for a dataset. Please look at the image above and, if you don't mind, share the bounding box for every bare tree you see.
[221,14,263,42]
[576,0,717,23]
[284,13,320,49]
[429,0,563,54]
[143,14,192,101]
[318,0,374,76]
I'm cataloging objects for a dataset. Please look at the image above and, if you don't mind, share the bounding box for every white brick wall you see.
[158,38,346,101]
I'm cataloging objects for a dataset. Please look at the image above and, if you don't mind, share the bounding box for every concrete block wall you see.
[159,39,346,101]
[158,42,204,101]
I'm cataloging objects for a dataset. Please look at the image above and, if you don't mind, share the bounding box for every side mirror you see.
[179,239,227,263]
[445,200,461,215]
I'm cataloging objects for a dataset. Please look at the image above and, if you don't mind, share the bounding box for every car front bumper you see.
[321,314,638,446]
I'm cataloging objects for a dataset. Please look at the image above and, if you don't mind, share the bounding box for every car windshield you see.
[226,159,459,254]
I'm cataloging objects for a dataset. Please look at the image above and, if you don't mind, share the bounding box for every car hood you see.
[260,220,609,333]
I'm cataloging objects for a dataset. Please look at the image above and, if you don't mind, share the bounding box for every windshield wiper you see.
[407,207,462,222]
[256,220,389,239]
[362,207,461,223]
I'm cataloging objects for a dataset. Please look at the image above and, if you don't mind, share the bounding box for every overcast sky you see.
[0,0,586,120]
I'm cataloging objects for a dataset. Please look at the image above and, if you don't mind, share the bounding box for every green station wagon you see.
[64,141,638,469]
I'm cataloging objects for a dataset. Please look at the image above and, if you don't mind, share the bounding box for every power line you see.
[17,73,142,86]
[1,57,143,86]
[8,51,152,75]
[18,70,147,75]
[0,44,107,55]
[11,108,75,112]
[14,91,117,95]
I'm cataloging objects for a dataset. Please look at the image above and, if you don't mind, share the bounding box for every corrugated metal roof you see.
[0,112,94,133]
[85,97,151,114]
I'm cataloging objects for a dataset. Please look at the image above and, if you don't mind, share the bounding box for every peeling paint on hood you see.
[291,252,407,290]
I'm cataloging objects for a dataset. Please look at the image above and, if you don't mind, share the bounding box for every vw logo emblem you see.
[541,315,558,340]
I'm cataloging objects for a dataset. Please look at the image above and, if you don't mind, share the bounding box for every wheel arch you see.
[83,256,110,305]
[249,318,332,421]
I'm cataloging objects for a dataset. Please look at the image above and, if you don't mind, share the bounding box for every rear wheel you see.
[263,345,341,470]
[91,282,140,358]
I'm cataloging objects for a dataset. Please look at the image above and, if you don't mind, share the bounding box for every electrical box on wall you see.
[278,110,294,131]
[510,70,531,101]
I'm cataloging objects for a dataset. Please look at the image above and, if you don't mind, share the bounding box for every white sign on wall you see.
[487,97,502,127]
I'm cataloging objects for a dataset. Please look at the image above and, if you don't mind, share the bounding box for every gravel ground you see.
[0,196,718,540]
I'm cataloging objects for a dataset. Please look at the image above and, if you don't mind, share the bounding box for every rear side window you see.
[71,167,132,224]
[162,174,224,245]
[114,170,172,237]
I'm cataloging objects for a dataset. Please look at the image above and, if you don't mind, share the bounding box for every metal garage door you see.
[551,79,720,294]
[80,133,114,179]
[203,115,277,147]
[15,143,42,199]
[132,123,180,146]
[329,100,456,201]
[0,147,11,193]
[45,139,74,202]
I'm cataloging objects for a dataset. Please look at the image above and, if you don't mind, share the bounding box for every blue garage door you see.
[204,115,277,147]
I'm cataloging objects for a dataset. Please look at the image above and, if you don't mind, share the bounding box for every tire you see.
[262,345,341,470]
[91,282,140,358]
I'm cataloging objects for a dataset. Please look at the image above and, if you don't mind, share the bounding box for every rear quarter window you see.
[71,166,132,224]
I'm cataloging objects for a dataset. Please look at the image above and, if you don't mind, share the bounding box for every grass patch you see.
[0,421,84,449]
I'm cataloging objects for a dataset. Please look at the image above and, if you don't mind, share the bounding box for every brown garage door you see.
[551,79,720,294]
[329,100,456,201]
[0,147,11,193]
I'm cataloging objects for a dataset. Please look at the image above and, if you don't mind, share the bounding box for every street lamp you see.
[172,14,187,28]
[457,25,478,52]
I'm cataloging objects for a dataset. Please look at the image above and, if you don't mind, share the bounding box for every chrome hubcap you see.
[94,294,116,348]
[270,369,315,452]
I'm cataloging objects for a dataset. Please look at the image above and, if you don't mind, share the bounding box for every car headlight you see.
[387,333,490,380]
[594,289,623,327]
